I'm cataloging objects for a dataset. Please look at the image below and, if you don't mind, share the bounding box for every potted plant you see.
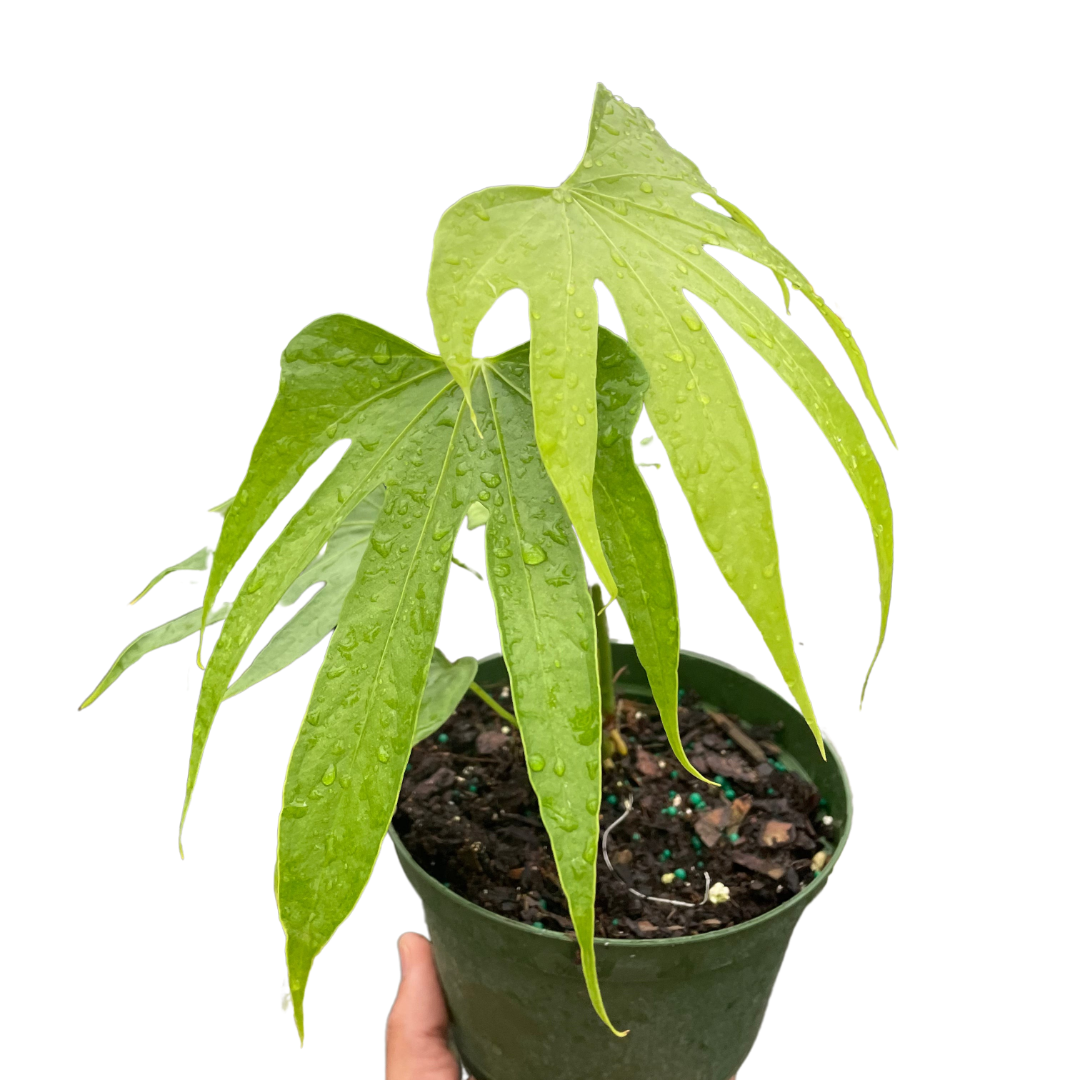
[83,84,893,1078]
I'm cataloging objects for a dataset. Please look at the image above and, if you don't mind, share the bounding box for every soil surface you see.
[393,686,837,940]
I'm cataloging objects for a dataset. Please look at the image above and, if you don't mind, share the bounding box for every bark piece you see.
[694,806,730,848]
[761,820,794,847]
[708,711,767,763]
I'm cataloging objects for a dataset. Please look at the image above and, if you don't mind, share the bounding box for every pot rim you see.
[390,646,853,950]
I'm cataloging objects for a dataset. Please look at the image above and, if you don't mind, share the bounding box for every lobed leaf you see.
[84,486,473,734]
[182,320,456,845]
[429,84,895,734]
[590,330,710,784]
[224,490,385,698]
[277,393,473,1040]
[478,354,623,1036]
[429,188,616,601]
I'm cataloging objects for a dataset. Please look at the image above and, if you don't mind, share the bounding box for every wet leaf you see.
[429,84,893,735]
[477,353,624,1036]
[590,330,710,785]
[129,547,211,604]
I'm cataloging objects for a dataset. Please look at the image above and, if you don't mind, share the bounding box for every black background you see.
[67,71,924,1075]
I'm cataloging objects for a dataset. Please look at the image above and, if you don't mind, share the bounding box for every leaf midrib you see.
[481,367,546,686]
[354,397,469,767]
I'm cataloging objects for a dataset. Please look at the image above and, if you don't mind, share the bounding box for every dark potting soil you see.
[393,687,838,940]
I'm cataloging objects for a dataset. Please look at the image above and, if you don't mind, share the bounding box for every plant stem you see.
[591,584,616,722]
[451,557,486,583]
[470,682,518,727]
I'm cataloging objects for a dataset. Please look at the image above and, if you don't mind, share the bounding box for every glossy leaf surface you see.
[88,83,895,1049]
[478,355,622,1036]
[225,490,385,698]
[277,393,473,1039]
[183,319,456,843]
[590,330,708,784]
[79,604,230,710]
[429,84,894,732]
[81,492,474,740]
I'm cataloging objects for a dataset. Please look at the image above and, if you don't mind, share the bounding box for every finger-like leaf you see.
[277,394,472,1041]
[194,313,447,665]
[429,84,895,728]
[478,356,623,1037]
[412,648,478,744]
[589,330,711,784]
[199,316,448,647]
[429,188,616,600]
[224,490,385,698]
[129,547,211,604]
[78,604,230,710]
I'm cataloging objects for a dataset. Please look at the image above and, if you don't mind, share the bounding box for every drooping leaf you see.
[83,488,479,715]
[429,84,894,735]
[223,489,385,698]
[277,392,473,1041]
[191,315,447,673]
[589,330,711,785]
[478,354,623,1037]
[129,546,211,604]
[412,648,478,744]
[78,603,230,710]
[182,320,457,845]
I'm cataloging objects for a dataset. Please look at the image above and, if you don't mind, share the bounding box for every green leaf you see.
[412,649,478,744]
[590,330,711,785]
[208,497,234,516]
[429,84,895,737]
[429,187,617,601]
[78,604,230,711]
[477,354,624,1037]
[182,319,456,846]
[129,547,211,604]
[223,489,385,698]
[82,488,473,720]
[193,311,447,665]
[277,393,473,1041]
[465,499,489,530]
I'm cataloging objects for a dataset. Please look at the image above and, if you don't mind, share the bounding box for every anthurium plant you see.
[83,84,892,1039]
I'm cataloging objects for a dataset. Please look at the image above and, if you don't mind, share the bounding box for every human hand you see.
[386,932,467,1080]
[387,933,737,1079]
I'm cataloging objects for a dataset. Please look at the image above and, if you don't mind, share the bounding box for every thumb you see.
[386,933,461,1080]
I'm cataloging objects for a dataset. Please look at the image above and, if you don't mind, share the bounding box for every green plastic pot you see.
[391,644,852,1080]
